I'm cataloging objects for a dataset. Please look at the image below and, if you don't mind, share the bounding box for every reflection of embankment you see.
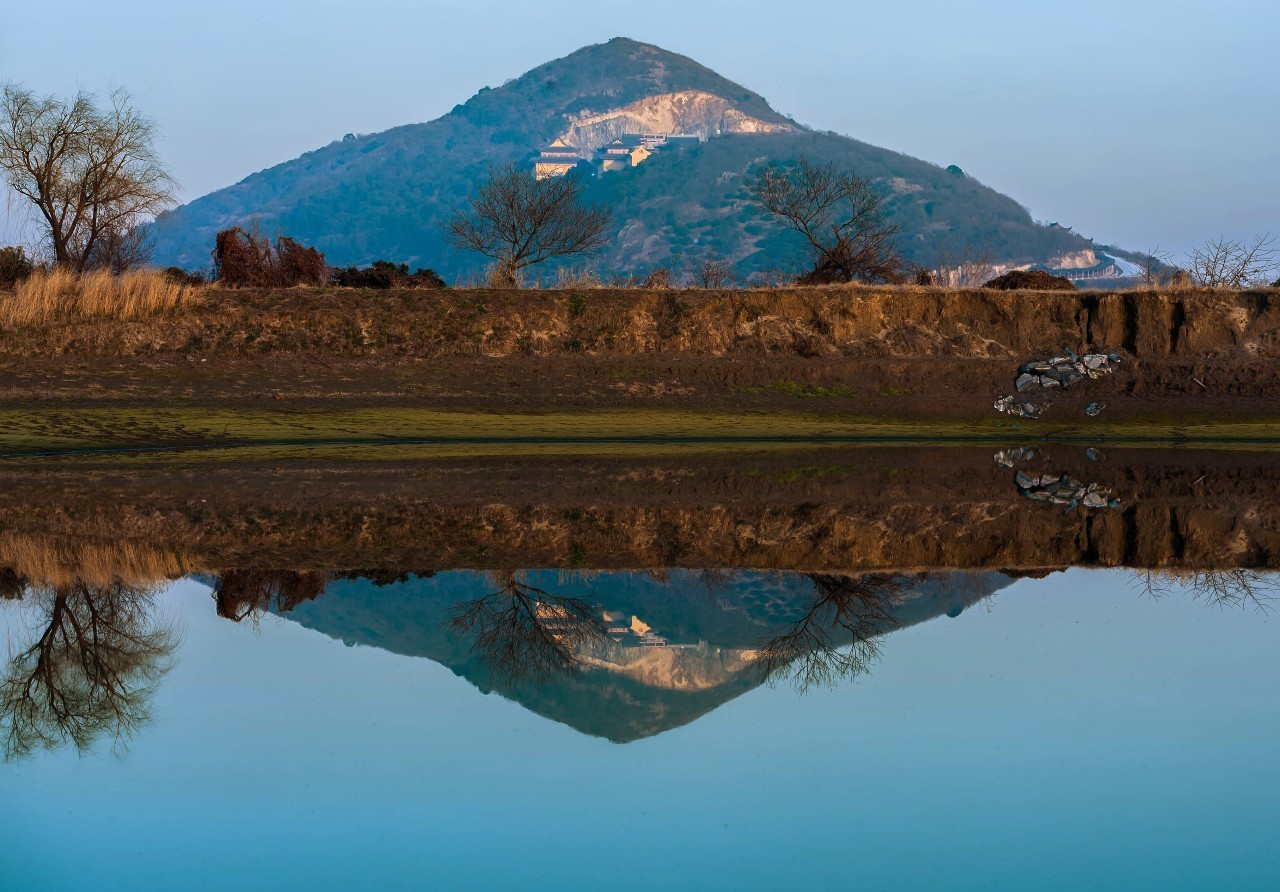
[0,448,1276,575]
[0,532,193,591]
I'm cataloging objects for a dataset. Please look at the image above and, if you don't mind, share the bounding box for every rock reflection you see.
[1,580,179,760]
[448,571,610,683]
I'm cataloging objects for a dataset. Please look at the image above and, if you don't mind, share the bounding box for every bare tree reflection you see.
[750,573,909,691]
[448,571,609,684]
[1134,570,1277,613]
[1,581,179,760]
[213,570,332,622]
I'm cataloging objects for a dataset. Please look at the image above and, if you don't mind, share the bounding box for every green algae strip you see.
[2,407,1280,458]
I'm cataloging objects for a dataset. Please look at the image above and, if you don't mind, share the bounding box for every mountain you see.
[149,37,1096,280]
[276,569,1015,742]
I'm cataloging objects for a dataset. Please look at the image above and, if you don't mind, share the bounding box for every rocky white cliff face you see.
[561,90,798,152]
[580,642,755,691]
[1048,249,1100,270]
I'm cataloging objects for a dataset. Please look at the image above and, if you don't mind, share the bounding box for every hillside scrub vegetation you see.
[330,261,446,289]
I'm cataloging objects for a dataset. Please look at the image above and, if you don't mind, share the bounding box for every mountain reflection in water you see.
[3,562,1277,758]
[3,446,1280,758]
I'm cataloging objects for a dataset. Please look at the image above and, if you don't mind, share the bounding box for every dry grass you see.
[0,267,202,326]
[0,532,196,589]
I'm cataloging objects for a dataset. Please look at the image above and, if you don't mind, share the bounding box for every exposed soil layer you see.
[1,285,1277,427]
[1,447,1275,577]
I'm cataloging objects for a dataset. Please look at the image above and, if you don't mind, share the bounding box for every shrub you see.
[983,269,1076,291]
[212,227,327,287]
[0,246,34,289]
[645,266,673,289]
[329,260,446,289]
[163,266,206,287]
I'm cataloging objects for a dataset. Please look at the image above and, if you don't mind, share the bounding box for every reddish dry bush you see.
[213,227,326,287]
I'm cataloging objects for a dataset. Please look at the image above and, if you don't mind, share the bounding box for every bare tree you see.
[446,163,612,288]
[0,85,175,272]
[447,571,609,684]
[746,157,905,285]
[1187,235,1277,288]
[749,573,907,691]
[1,580,179,760]
[693,251,736,289]
[929,241,997,288]
[1136,245,1177,288]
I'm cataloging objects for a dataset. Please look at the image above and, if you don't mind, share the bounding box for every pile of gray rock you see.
[1015,471,1120,510]
[995,350,1123,418]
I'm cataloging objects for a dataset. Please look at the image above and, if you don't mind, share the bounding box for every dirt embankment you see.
[1,448,1275,578]
[1,285,1276,423]
[2,285,1276,361]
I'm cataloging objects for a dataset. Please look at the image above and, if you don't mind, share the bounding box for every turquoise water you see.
[2,568,1277,890]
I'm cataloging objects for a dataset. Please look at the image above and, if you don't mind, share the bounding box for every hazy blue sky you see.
[2,0,1276,257]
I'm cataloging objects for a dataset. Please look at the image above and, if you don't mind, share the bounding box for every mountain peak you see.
[473,36,790,133]
[150,39,1094,276]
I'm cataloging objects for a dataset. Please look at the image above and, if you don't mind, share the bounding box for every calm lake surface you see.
[2,569,1278,890]
[1,448,1278,890]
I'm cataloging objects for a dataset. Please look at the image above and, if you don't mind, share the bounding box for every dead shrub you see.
[694,252,736,289]
[212,226,326,287]
[554,266,606,289]
[645,266,674,289]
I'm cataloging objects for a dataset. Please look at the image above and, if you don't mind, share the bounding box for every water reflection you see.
[749,573,905,691]
[448,571,610,683]
[3,562,1278,758]
[1135,570,1277,612]
[213,569,331,622]
[1,581,179,760]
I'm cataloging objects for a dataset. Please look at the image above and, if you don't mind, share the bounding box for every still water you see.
[2,566,1278,890]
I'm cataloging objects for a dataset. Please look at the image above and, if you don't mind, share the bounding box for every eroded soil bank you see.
[1,447,1275,576]
[1,286,1277,432]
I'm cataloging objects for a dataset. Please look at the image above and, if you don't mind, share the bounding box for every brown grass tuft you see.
[0,267,202,326]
